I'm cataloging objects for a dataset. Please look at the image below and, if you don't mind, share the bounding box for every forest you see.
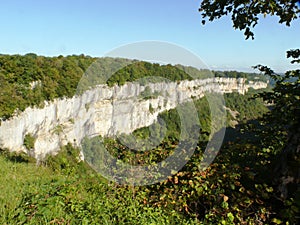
[0,54,267,120]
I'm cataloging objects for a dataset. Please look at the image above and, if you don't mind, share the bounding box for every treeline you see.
[106,62,198,86]
[213,70,269,82]
[0,54,95,119]
[0,53,268,120]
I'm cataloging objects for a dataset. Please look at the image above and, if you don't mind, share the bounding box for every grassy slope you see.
[0,150,198,225]
[0,155,60,224]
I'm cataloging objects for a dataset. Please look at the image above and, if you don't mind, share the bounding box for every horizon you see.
[0,0,299,73]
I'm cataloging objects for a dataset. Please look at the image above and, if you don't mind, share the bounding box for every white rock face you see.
[0,78,268,159]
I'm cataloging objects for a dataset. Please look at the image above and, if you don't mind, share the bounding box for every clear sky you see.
[0,0,299,72]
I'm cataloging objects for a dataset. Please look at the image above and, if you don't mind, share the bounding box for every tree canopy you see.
[199,0,300,39]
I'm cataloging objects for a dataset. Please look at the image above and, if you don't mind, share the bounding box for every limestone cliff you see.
[0,78,268,159]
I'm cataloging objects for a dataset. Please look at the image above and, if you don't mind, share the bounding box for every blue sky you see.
[0,0,299,72]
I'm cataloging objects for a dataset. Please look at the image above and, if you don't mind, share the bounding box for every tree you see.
[199,0,300,200]
[254,52,299,199]
[199,0,300,39]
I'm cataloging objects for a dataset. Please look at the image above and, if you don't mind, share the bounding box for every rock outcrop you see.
[0,78,268,159]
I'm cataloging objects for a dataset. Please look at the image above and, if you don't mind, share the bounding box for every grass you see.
[0,155,61,224]
[0,149,197,225]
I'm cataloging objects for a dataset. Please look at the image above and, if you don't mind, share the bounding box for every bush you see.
[23,134,36,150]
